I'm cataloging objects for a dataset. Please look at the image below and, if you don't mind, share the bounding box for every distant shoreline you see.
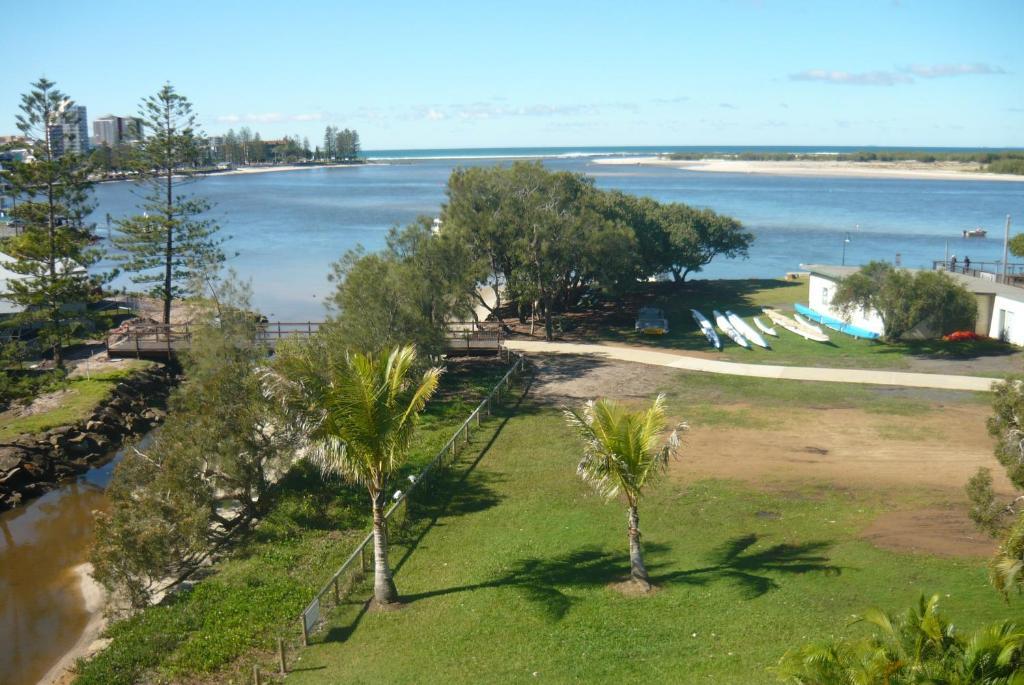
[593,156,1024,182]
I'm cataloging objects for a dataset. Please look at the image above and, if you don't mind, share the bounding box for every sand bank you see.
[40,564,108,685]
[593,156,1024,182]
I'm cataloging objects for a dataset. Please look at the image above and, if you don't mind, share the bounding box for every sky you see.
[1,0,1021,150]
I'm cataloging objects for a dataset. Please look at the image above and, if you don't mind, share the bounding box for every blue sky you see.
[2,0,1021,149]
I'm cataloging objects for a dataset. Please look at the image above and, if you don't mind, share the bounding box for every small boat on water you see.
[962,227,987,239]
[764,308,830,343]
[753,316,778,337]
[794,303,880,340]
[713,309,749,348]
[726,310,769,349]
[691,309,721,350]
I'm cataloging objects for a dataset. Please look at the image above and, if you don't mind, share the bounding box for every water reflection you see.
[0,457,119,685]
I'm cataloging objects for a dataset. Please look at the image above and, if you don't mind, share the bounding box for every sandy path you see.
[593,156,1024,182]
[507,340,998,392]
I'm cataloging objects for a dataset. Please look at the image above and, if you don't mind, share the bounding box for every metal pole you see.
[1003,214,1013,284]
[278,638,287,675]
[253,664,261,685]
[300,615,309,647]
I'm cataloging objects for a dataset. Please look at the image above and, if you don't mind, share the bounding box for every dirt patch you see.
[529,354,666,405]
[1,388,75,420]
[367,598,406,613]
[860,508,996,557]
[607,579,660,597]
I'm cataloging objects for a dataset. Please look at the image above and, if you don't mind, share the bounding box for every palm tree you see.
[267,342,441,605]
[563,394,681,591]
[776,594,1024,684]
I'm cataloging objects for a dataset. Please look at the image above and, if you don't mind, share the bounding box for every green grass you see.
[285,402,1015,685]
[73,359,514,685]
[571,278,1020,376]
[0,363,151,441]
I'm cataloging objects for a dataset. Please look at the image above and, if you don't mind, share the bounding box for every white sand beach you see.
[594,156,1024,182]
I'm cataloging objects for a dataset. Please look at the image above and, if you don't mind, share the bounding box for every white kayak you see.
[793,313,827,337]
[690,309,721,350]
[764,308,830,343]
[713,309,749,348]
[726,310,770,349]
[753,316,778,337]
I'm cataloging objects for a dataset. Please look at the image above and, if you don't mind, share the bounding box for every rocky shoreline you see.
[0,365,178,511]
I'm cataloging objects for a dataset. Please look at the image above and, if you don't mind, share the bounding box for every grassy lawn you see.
[0,362,153,441]
[73,358,514,685]
[557,277,1019,375]
[286,400,1013,684]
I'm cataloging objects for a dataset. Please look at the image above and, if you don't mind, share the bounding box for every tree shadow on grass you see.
[399,533,840,622]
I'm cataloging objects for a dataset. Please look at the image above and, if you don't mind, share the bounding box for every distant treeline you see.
[662,150,1024,174]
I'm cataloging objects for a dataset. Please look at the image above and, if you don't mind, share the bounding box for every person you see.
[964,256,971,273]
[950,255,957,271]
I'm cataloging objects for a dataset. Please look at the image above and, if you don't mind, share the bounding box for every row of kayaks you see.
[691,306,839,349]
[691,309,776,350]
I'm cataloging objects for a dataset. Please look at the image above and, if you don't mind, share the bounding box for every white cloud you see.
[653,96,690,104]
[719,102,738,109]
[789,69,913,86]
[901,63,1005,78]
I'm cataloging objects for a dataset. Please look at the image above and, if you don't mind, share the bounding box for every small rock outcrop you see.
[0,366,178,511]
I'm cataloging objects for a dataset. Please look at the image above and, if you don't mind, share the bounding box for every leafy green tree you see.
[1008,234,1024,259]
[267,344,441,605]
[325,218,476,355]
[92,273,293,606]
[0,78,112,368]
[113,83,227,324]
[968,375,1024,598]
[323,125,337,161]
[563,394,681,590]
[660,203,753,282]
[832,261,976,341]
[775,594,1024,684]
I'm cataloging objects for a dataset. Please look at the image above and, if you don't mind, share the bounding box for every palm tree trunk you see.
[627,504,651,589]
[371,490,399,604]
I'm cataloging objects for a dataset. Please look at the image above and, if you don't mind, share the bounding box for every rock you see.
[0,446,27,472]
[142,407,167,422]
[0,467,31,488]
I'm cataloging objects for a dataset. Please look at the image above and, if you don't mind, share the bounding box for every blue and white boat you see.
[793,303,880,340]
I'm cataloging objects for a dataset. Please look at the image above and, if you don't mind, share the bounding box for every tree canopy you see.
[831,261,976,341]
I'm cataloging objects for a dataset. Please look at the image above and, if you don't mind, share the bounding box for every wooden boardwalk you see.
[106,320,503,359]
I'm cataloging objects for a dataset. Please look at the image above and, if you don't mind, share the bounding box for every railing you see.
[933,260,1024,286]
[105,320,323,356]
[298,350,525,646]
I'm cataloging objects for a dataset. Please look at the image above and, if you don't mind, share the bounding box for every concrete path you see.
[505,340,999,392]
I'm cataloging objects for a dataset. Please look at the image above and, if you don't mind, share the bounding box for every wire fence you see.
[297,350,526,647]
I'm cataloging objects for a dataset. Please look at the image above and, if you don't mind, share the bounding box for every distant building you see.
[92,114,144,148]
[48,104,90,158]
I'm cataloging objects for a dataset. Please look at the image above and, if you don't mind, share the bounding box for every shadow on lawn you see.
[401,533,839,621]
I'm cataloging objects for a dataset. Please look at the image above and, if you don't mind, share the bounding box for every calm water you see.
[0,454,119,685]
[92,156,1024,321]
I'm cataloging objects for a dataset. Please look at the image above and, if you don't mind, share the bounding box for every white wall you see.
[989,295,1024,345]
[807,274,885,335]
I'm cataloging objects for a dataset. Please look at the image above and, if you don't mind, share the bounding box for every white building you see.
[805,264,1024,345]
[48,104,90,158]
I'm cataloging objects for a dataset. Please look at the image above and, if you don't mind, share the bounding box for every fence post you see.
[333,576,340,603]
[253,664,261,685]
[278,638,287,675]
[300,615,309,647]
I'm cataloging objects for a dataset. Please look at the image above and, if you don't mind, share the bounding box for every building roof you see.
[802,263,1024,302]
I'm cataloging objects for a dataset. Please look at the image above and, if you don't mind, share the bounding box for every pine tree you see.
[0,78,112,369]
[113,83,226,324]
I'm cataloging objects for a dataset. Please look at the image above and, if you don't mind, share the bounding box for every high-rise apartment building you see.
[48,104,90,158]
[92,114,144,147]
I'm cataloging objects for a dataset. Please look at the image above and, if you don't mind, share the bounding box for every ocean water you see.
[92,152,1024,321]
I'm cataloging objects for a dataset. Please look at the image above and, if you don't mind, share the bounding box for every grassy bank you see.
[287,401,1012,684]
[556,277,1019,376]
[73,359,513,685]
[0,362,152,441]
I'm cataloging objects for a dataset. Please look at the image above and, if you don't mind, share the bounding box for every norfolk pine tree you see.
[0,78,111,369]
[114,84,226,324]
